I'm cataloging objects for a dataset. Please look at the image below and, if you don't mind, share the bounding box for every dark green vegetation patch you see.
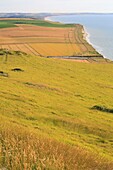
[92,105,113,113]
[0,49,27,56]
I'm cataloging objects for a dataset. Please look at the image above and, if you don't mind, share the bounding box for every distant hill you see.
[0,13,60,19]
[0,13,113,19]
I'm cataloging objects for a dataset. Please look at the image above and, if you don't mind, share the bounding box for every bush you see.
[92,105,113,113]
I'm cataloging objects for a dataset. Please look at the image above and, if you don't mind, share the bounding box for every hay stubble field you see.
[0,19,101,58]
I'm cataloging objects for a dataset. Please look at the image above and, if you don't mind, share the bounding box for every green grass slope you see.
[0,52,113,169]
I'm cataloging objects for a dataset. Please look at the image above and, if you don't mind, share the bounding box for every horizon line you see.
[0,12,113,14]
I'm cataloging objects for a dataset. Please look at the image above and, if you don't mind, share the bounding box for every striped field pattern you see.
[0,24,100,57]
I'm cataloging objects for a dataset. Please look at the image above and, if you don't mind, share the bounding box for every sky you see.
[0,0,113,13]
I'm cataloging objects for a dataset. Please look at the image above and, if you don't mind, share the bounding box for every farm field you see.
[0,51,113,169]
[0,19,101,57]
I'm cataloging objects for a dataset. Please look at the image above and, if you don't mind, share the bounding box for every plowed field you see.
[0,24,100,57]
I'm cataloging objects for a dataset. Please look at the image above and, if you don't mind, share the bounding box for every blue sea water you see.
[48,14,113,60]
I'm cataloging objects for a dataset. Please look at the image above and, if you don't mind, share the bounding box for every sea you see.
[46,14,113,60]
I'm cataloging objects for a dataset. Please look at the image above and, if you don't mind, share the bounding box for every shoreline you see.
[45,16,93,49]
[44,15,105,59]
[82,26,105,58]
[82,26,105,57]
[44,16,53,22]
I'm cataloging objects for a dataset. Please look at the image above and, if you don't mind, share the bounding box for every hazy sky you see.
[0,0,113,13]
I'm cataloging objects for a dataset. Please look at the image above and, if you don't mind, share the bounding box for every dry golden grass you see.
[1,120,113,170]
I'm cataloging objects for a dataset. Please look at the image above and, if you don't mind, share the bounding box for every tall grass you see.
[1,122,113,170]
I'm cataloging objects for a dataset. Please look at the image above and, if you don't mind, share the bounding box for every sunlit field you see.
[0,50,113,169]
[0,19,101,57]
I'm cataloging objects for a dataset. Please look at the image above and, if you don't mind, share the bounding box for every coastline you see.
[45,16,91,46]
[82,26,104,57]
[82,26,90,45]
[83,26,105,58]
[45,16,90,44]
[45,16,90,43]
[44,16,53,22]
[44,15,105,59]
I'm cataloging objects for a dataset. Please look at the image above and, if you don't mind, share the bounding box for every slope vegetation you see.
[0,52,113,169]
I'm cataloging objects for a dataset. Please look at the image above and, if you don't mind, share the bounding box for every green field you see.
[0,51,113,169]
[0,21,17,28]
[0,19,74,28]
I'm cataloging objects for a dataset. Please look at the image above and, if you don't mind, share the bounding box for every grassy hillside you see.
[0,51,113,169]
[0,19,74,28]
